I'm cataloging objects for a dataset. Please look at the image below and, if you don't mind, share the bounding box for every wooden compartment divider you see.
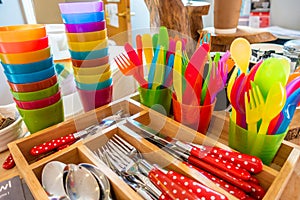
[7,94,300,200]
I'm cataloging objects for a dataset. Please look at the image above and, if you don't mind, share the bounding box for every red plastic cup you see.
[77,85,113,112]
[14,90,61,110]
[71,56,109,68]
[172,93,216,134]
[0,36,48,53]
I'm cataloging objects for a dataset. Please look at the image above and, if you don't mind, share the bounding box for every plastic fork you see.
[115,53,147,88]
[245,82,264,133]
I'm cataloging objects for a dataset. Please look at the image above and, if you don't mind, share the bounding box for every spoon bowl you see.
[65,164,101,200]
[230,38,251,74]
[41,161,68,198]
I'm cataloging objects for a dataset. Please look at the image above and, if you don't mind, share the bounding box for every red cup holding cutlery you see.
[172,93,216,134]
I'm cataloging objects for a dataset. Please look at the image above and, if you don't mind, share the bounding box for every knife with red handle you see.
[30,125,100,156]
[187,155,252,193]
[148,167,203,200]
[127,118,252,181]
[205,146,263,174]
[165,170,228,200]
[184,162,247,200]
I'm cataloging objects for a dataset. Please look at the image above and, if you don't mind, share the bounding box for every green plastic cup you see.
[228,117,288,165]
[17,99,64,133]
[138,86,172,115]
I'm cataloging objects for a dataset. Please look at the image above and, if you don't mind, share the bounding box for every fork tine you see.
[113,134,136,151]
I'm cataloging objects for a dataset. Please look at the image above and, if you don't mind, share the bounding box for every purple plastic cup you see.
[65,21,106,33]
[59,1,103,14]
[77,84,113,112]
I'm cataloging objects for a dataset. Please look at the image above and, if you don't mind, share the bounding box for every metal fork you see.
[115,53,147,87]
[103,136,161,199]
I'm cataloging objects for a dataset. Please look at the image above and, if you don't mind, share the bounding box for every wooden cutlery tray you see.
[8,96,300,200]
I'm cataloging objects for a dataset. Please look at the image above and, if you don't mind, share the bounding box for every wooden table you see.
[1,108,299,198]
[199,26,277,52]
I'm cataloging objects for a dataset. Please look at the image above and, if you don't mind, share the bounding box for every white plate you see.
[251,43,284,54]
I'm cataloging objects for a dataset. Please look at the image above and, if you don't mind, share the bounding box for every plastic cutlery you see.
[163,54,174,87]
[230,38,251,74]
[147,47,160,89]
[183,43,210,105]
[230,73,247,128]
[227,67,238,122]
[152,33,158,53]
[269,76,300,133]
[136,34,143,65]
[115,53,148,87]
[153,46,165,89]
[275,88,300,134]
[245,82,264,133]
[124,42,144,80]
[141,34,153,70]
[258,82,286,135]
[173,40,183,102]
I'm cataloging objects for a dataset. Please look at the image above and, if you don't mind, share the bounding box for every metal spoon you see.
[41,161,69,199]
[78,163,112,200]
[65,164,101,200]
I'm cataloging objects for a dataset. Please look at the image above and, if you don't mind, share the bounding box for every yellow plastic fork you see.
[245,82,264,133]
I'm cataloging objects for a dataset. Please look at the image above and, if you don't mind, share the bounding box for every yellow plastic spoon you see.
[173,40,183,102]
[230,38,251,74]
[227,67,238,122]
[258,82,286,135]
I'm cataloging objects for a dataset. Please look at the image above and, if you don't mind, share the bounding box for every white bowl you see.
[0,104,24,152]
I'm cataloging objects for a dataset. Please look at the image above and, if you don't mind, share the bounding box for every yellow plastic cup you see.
[74,69,112,84]
[73,63,110,75]
[0,47,51,64]
[68,38,108,52]
[66,29,107,42]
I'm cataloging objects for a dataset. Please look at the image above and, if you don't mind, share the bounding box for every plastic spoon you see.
[254,57,290,99]
[230,38,251,74]
[258,82,286,135]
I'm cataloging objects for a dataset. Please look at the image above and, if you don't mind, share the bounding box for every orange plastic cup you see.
[0,47,50,64]
[0,24,46,42]
[172,93,216,134]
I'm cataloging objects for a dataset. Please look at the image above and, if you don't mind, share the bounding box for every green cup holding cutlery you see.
[228,117,288,165]
[138,86,172,116]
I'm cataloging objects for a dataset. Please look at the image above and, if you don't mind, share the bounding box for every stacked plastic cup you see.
[59,1,112,112]
[0,24,64,133]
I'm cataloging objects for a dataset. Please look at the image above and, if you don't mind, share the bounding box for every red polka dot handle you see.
[203,146,263,174]
[30,133,76,156]
[2,154,15,170]
[166,170,228,200]
[184,162,247,200]
[190,147,251,180]
[148,167,200,199]
[187,156,252,193]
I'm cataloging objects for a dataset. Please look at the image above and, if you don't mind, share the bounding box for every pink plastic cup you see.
[77,84,113,112]
[59,1,103,14]
[65,21,106,33]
